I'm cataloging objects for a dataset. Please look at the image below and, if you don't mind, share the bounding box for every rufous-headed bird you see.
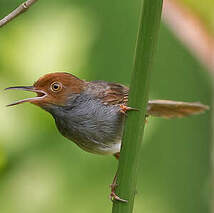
[5,72,209,201]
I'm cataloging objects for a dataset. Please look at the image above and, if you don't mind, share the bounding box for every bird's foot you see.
[119,104,138,115]
[109,183,128,203]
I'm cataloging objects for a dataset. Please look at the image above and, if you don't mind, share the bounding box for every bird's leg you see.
[109,172,128,203]
[114,152,120,160]
[109,153,128,202]
[119,104,138,115]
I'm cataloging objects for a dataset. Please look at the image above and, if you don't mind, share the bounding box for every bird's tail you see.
[147,100,209,118]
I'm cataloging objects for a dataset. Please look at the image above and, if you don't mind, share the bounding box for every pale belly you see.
[74,138,122,155]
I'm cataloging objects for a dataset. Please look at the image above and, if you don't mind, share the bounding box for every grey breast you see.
[52,94,124,155]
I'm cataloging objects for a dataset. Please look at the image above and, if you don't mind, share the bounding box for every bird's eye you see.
[50,82,62,92]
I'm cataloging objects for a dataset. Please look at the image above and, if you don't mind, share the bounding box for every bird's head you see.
[5,72,86,108]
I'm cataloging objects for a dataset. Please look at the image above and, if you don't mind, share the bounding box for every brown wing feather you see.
[147,100,209,118]
[102,83,129,105]
[87,81,129,105]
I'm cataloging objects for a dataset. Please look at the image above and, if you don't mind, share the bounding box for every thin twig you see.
[0,0,38,28]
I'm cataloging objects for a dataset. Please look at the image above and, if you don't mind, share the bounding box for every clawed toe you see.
[109,183,128,202]
[119,104,139,115]
[109,191,128,203]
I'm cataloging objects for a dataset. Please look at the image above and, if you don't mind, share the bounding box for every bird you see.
[5,72,209,201]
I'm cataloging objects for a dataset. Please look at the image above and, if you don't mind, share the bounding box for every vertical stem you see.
[112,0,163,213]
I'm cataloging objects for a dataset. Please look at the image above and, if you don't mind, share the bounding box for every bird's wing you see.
[87,81,129,106]
[147,100,209,118]
[102,82,129,105]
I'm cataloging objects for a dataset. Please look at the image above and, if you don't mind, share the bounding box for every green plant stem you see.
[112,0,163,212]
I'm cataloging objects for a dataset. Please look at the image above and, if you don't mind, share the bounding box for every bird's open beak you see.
[4,86,47,107]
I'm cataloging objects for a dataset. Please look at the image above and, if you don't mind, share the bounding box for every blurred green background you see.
[0,0,212,213]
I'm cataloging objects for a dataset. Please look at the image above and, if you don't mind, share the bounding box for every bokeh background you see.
[0,0,213,213]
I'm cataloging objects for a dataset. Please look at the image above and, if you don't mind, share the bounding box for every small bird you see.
[5,72,209,201]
